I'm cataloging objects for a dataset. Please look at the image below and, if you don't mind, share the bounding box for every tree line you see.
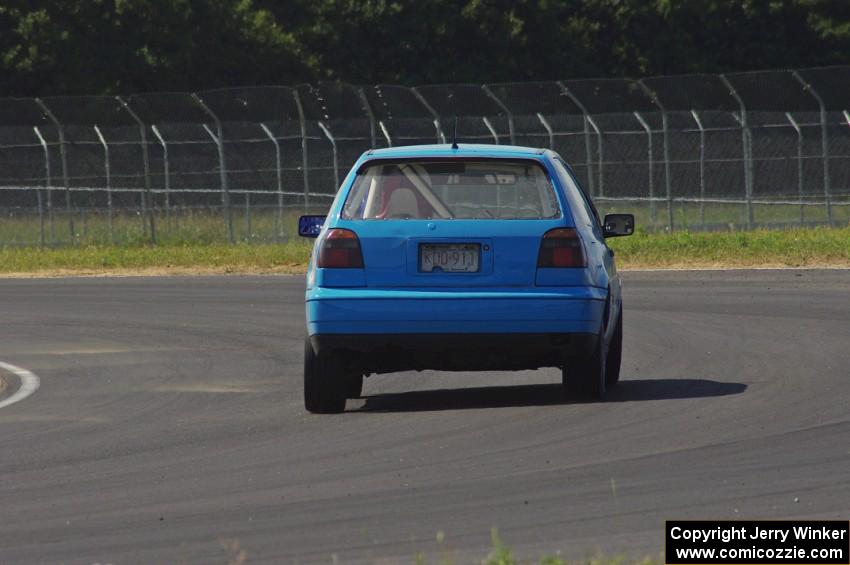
[1,0,848,97]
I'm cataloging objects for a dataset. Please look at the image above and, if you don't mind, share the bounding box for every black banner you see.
[666,521,850,564]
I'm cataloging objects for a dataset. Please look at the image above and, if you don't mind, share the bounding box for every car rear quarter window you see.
[341,159,561,220]
[552,157,604,239]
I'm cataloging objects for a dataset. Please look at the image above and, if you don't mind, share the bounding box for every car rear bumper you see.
[311,332,599,373]
[306,287,607,335]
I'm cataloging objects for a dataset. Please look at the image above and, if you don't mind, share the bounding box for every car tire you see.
[605,310,623,387]
[344,373,364,398]
[304,338,346,414]
[562,332,607,400]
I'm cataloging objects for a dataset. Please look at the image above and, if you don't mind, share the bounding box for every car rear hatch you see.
[335,218,569,288]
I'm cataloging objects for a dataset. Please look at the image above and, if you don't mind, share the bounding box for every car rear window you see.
[341,160,561,220]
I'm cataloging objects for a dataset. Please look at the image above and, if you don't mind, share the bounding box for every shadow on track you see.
[354,378,747,413]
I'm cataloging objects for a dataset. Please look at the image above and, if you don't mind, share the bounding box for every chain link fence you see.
[2,66,850,246]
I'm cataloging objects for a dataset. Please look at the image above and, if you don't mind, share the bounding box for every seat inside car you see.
[384,187,420,218]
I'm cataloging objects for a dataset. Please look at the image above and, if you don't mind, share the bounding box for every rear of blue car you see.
[301,145,631,413]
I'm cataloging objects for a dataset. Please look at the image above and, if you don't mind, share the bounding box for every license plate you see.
[420,243,480,273]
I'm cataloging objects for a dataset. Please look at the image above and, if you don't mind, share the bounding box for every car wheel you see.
[605,310,623,387]
[344,373,364,398]
[562,332,607,400]
[303,338,346,414]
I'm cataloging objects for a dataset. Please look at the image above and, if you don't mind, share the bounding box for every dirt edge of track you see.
[2,261,850,278]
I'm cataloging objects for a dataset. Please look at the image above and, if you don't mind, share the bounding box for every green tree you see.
[2,0,849,95]
[284,0,850,84]
[0,0,311,96]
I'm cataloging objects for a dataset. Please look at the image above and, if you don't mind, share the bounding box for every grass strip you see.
[406,529,662,565]
[0,240,314,276]
[0,227,848,276]
[608,226,850,269]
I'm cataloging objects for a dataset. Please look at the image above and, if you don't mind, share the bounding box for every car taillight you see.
[537,228,586,268]
[317,229,364,268]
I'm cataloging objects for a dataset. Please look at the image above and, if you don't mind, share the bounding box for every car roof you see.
[362,144,547,161]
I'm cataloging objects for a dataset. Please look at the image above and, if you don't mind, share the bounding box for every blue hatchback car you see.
[299,144,634,413]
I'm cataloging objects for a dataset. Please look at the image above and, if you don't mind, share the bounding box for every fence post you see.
[785,112,805,226]
[33,126,52,245]
[690,111,707,226]
[292,89,311,209]
[35,181,45,247]
[662,113,674,230]
[720,75,753,229]
[245,191,252,239]
[536,113,555,150]
[558,82,597,196]
[193,93,233,243]
[482,117,500,144]
[357,87,378,148]
[586,116,604,197]
[411,87,446,143]
[792,71,832,225]
[317,121,340,190]
[583,117,597,196]
[201,123,231,239]
[482,85,515,144]
[93,125,113,243]
[150,125,170,229]
[35,98,74,242]
[259,123,284,239]
[842,112,850,218]
[730,111,754,229]
[379,120,393,147]
[729,111,751,228]
[117,96,157,243]
[633,112,656,224]
[638,80,674,230]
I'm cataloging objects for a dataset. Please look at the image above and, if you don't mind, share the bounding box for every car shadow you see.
[353,378,747,413]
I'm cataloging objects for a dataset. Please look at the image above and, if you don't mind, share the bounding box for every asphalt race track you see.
[1,270,849,564]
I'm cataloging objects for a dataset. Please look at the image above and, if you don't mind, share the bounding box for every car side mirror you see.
[298,215,326,238]
[603,214,635,237]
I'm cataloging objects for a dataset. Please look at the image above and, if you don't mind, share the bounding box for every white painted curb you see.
[0,361,41,410]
